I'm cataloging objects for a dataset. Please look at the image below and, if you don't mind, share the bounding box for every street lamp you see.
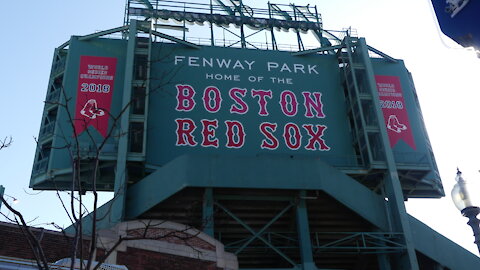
[451,169,480,254]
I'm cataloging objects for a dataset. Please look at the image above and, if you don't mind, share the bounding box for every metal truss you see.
[312,232,406,254]
[215,200,298,267]
[124,0,344,51]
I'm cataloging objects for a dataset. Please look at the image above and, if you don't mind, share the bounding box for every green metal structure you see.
[29,1,479,269]
[0,185,4,210]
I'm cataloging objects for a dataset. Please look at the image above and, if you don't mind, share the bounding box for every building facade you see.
[24,1,480,269]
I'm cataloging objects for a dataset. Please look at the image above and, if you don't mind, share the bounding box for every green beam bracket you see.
[357,37,419,269]
[111,20,139,224]
[367,45,398,63]
[292,5,311,22]
[410,216,480,270]
[78,26,129,42]
[127,155,388,229]
[269,4,292,20]
[291,45,343,56]
[215,195,293,202]
[374,230,398,270]
[320,30,343,44]
[57,40,70,50]
[312,232,405,253]
[137,26,200,49]
[296,191,316,270]
[139,0,153,10]
[377,251,393,270]
[76,154,389,235]
[125,155,388,231]
[214,0,235,16]
[202,188,214,237]
[215,201,297,267]
[0,185,4,210]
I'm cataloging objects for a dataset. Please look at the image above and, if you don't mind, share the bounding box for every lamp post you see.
[451,169,480,254]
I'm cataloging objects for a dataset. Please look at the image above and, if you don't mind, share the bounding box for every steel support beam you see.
[215,201,297,267]
[57,40,70,50]
[214,0,235,16]
[78,26,129,41]
[210,0,215,46]
[125,155,388,230]
[111,20,138,223]
[366,45,398,63]
[357,37,419,269]
[75,155,389,234]
[138,0,153,10]
[238,0,247,49]
[216,195,292,201]
[202,188,214,237]
[0,185,4,210]
[291,45,343,56]
[375,228,396,270]
[137,27,200,49]
[296,191,316,270]
[377,253,393,270]
[235,203,293,255]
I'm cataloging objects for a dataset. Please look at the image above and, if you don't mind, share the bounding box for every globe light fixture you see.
[451,169,480,254]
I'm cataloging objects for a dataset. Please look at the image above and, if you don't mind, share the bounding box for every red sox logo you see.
[80,99,105,119]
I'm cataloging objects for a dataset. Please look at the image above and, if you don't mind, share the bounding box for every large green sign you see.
[147,44,356,166]
[31,38,442,197]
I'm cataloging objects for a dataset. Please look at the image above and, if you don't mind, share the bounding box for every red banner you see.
[74,56,117,137]
[375,75,416,150]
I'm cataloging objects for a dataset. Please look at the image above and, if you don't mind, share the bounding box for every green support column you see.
[357,38,419,269]
[209,0,215,46]
[239,0,246,48]
[0,185,5,210]
[296,190,316,270]
[375,229,393,270]
[111,20,138,224]
[377,252,393,270]
[203,188,214,237]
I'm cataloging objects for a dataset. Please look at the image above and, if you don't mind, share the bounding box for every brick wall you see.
[127,228,216,251]
[0,221,236,269]
[0,221,88,262]
[116,247,220,270]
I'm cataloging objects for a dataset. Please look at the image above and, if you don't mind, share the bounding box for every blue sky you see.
[1,0,480,256]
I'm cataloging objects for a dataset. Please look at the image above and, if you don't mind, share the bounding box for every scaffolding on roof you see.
[123,0,348,51]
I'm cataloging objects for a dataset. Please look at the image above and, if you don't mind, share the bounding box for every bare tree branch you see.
[0,196,50,269]
[0,136,12,151]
